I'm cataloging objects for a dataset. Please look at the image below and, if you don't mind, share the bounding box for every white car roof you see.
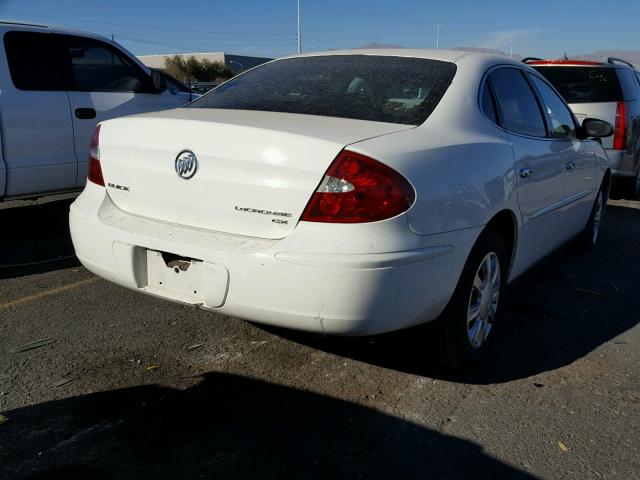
[0,18,110,42]
[281,48,518,66]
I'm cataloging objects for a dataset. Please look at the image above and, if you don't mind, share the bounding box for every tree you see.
[164,55,234,83]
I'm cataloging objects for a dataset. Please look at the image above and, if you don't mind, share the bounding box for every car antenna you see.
[179,56,193,103]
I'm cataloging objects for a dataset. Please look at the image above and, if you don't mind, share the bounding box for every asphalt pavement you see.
[0,195,638,479]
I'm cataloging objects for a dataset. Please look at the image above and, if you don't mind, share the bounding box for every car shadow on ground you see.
[1,372,534,480]
[0,198,80,279]
[267,203,640,384]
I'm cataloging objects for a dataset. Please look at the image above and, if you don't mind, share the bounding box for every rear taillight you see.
[301,150,415,223]
[87,124,104,186]
[613,101,627,150]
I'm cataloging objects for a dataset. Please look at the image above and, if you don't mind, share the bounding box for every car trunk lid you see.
[98,109,414,239]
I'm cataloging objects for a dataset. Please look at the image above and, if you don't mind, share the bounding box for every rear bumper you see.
[70,183,479,336]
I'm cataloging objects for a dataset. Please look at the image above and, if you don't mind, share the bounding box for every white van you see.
[0,20,183,200]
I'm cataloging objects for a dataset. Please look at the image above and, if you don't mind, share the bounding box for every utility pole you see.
[510,39,514,59]
[297,0,302,54]
[435,24,443,49]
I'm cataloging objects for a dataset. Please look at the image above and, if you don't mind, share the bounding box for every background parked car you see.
[0,21,183,201]
[527,57,640,196]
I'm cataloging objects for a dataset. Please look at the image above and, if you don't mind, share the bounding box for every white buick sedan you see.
[70,49,613,370]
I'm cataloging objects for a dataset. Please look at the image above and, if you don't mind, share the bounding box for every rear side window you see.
[189,55,457,125]
[3,31,67,90]
[489,68,547,138]
[62,35,151,93]
[616,69,639,101]
[481,82,498,124]
[529,74,577,139]
[533,66,623,104]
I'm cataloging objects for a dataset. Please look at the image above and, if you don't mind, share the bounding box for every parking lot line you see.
[0,277,100,312]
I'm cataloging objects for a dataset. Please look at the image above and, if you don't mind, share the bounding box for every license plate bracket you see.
[146,250,228,307]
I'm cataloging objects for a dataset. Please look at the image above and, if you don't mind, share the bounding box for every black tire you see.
[613,172,639,199]
[433,229,508,371]
[576,186,606,252]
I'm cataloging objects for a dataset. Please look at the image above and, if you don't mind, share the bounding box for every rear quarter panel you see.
[349,125,517,236]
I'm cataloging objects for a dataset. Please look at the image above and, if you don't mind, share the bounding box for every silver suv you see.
[526,57,640,196]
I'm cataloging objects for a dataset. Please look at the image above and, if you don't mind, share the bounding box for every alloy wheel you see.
[466,252,500,349]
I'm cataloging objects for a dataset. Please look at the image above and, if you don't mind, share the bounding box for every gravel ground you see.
[0,196,638,479]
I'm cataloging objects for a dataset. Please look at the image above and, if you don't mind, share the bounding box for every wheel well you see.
[486,210,517,274]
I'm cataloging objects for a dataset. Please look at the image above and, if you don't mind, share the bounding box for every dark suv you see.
[526,57,640,196]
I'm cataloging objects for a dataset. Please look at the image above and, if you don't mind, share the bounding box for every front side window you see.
[189,55,457,125]
[529,74,576,139]
[489,68,547,138]
[62,36,150,92]
[3,31,67,91]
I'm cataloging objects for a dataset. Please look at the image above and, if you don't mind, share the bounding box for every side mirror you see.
[579,118,613,139]
[150,70,167,93]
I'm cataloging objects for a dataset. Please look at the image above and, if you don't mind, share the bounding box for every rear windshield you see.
[533,66,622,104]
[188,55,457,125]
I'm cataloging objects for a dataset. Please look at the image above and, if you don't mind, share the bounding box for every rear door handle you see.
[75,108,96,120]
[519,167,533,179]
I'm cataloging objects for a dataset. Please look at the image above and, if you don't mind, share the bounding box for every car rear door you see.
[58,34,182,188]
[0,27,76,198]
[528,72,597,234]
[488,67,570,268]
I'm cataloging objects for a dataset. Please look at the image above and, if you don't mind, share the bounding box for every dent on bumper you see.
[69,185,469,336]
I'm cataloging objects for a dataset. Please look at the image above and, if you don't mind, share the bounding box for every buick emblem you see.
[175,150,198,179]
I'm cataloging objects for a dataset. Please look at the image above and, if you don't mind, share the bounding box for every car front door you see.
[488,67,569,272]
[59,34,182,188]
[528,72,597,235]
[0,28,76,198]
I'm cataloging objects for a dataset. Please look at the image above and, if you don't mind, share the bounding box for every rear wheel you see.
[616,171,639,199]
[433,230,507,371]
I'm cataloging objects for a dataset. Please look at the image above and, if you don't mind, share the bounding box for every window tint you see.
[481,82,498,124]
[616,69,639,101]
[189,56,457,125]
[529,74,576,139]
[489,68,547,137]
[3,31,67,90]
[533,66,623,104]
[63,36,150,92]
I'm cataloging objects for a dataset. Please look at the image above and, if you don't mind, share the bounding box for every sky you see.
[1,0,639,59]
